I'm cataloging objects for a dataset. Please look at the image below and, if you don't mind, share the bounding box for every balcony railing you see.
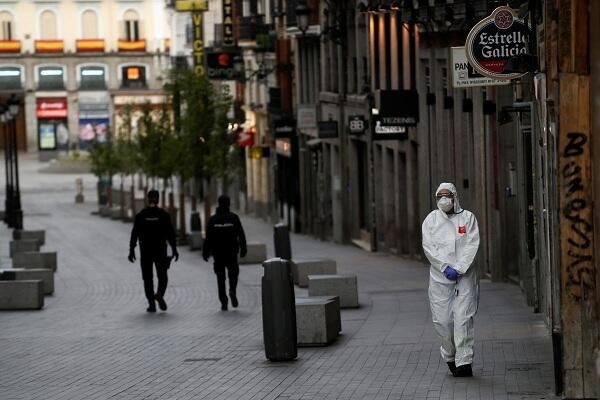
[0,40,21,53]
[76,39,105,53]
[118,39,146,52]
[236,15,272,41]
[35,40,64,53]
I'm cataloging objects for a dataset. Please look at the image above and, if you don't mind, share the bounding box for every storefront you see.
[36,97,68,160]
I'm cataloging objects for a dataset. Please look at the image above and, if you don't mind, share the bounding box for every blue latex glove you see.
[443,265,460,281]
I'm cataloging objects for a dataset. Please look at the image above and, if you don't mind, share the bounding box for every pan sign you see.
[465,6,530,80]
[451,47,509,87]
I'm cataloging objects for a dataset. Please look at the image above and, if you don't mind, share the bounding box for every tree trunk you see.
[107,179,113,208]
[203,177,212,233]
[119,176,125,219]
[191,178,198,212]
[179,176,187,242]
[161,178,167,208]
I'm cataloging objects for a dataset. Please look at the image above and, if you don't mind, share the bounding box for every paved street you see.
[0,156,558,400]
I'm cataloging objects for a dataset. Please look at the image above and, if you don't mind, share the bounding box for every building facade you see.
[0,0,170,158]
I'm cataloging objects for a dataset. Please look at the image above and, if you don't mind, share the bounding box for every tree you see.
[169,69,234,230]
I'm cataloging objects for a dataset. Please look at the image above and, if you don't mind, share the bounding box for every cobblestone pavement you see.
[0,156,559,400]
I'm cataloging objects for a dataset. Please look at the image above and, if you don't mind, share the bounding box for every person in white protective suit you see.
[422,183,480,377]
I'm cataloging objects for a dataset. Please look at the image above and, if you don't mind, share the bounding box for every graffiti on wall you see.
[561,132,595,301]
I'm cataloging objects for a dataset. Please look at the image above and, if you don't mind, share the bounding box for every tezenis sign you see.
[465,6,530,80]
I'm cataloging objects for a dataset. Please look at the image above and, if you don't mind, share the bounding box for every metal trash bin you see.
[273,223,292,260]
[262,258,297,361]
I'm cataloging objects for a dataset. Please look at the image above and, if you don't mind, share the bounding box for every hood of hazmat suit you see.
[421,183,481,367]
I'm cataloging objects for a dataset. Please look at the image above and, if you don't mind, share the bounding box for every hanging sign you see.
[222,0,235,47]
[192,11,205,76]
[318,121,338,139]
[465,6,530,80]
[348,115,367,135]
[451,47,509,87]
[175,0,208,11]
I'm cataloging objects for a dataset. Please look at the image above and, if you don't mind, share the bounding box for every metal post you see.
[2,113,8,224]
[12,114,22,229]
[5,113,13,227]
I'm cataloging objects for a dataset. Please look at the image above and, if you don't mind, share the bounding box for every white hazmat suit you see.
[422,183,480,367]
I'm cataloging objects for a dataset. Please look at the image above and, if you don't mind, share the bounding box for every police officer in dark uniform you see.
[128,190,179,312]
[202,195,247,311]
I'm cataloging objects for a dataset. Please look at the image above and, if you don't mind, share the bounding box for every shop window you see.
[0,12,13,40]
[38,66,65,90]
[123,10,140,41]
[79,66,106,90]
[40,10,58,40]
[0,66,21,90]
[81,10,98,39]
[121,65,146,89]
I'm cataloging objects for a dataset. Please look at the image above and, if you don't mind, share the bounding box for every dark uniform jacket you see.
[202,207,247,259]
[130,206,177,254]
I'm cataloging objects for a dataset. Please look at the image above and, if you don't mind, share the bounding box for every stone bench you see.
[0,280,44,310]
[110,206,123,220]
[10,239,41,258]
[99,206,112,217]
[189,232,203,251]
[291,258,337,287]
[13,230,46,246]
[295,296,341,346]
[13,252,58,272]
[308,274,359,308]
[0,269,54,295]
[239,243,267,265]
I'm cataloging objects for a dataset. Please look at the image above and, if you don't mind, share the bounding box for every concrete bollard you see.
[75,178,84,203]
[239,243,267,265]
[0,269,54,294]
[13,252,57,272]
[110,206,122,220]
[274,223,292,260]
[295,296,340,346]
[291,258,337,287]
[10,239,41,258]
[13,229,46,246]
[189,232,203,251]
[0,280,44,310]
[308,274,359,308]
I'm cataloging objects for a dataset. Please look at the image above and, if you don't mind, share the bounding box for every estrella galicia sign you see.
[465,6,530,80]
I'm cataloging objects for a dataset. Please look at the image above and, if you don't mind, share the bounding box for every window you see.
[123,10,140,41]
[0,12,13,40]
[40,10,57,40]
[0,66,21,89]
[38,66,65,90]
[79,66,106,90]
[81,10,98,39]
[121,65,146,89]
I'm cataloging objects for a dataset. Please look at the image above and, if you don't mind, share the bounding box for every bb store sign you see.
[465,6,530,80]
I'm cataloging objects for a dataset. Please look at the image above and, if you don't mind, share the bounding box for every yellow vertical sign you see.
[192,12,204,76]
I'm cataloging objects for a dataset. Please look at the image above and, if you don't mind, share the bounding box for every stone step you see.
[13,252,58,272]
[239,243,267,265]
[13,229,46,246]
[308,274,359,308]
[295,296,341,346]
[291,258,337,287]
[0,268,54,295]
[0,280,44,310]
[10,239,41,258]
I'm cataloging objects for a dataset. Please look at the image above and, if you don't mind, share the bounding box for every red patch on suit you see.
[458,225,466,234]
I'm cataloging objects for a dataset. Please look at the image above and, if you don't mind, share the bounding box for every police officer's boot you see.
[229,290,238,308]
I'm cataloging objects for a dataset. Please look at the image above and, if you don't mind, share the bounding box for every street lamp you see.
[7,93,22,230]
[295,1,310,35]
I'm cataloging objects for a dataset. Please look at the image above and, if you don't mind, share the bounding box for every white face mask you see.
[437,197,454,213]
